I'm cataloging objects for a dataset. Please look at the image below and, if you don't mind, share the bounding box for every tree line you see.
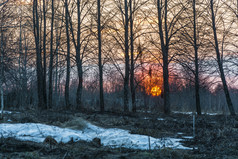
[0,0,237,117]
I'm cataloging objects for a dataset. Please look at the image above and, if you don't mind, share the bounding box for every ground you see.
[0,109,238,159]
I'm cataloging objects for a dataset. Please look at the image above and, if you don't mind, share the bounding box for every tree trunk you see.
[65,0,71,109]
[33,0,45,110]
[76,5,83,111]
[129,0,136,112]
[75,0,83,110]
[193,0,201,115]
[42,0,47,109]
[124,0,129,112]
[54,14,61,107]
[54,31,59,105]
[0,28,4,119]
[76,60,83,110]
[210,0,236,116]
[48,0,54,109]
[0,83,3,119]
[157,0,170,114]
[23,31,28,107]
[65,0,83,110]
[98,0,104,112]
[18,20,23,108]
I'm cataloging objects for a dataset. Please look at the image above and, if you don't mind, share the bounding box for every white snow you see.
[3,111,13,114]
[2,111,20,114]
[182,136,194,139]
[172,111,220,116]
[172,111,194,115]
[143,117,165,121]
[157,118,165,121]
[0,122,192,150]
[204,113,220,116]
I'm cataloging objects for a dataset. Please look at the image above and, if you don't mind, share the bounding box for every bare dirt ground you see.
[0,109,238,159]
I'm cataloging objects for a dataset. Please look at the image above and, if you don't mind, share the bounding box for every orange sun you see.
[151,86,162,96]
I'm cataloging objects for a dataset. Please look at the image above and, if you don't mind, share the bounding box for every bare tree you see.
[0,0,10,119]
[124,0,130,112]
[33,0,46,109]
[75,0,83,110]
[97,0,104,112]
[48,0,54,109]
[42,0,47,108]
[0,24,4,119]
[193,0,201,115]
[157,0,170,114]
[66,1,93,110]
[210,0,236,115]
[154,0,188,114]
[64,0,71,109]
[129,0,136,112]
[22,29,28,107]
[53,12,64,107]
[18,17,23,107]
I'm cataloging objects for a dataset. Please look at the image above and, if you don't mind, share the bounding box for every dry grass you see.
[60,117,88,130]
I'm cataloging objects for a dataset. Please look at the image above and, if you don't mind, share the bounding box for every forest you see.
[0,0,238,158]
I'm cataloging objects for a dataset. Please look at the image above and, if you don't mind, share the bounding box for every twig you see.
[62,152,68,159]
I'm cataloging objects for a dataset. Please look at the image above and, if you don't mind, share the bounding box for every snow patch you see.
[172,111,193,115]
[157,118,164,121]
[0,123,192,150]
[2,111,20,114]
[3,111,13,114]
[204,113,220,116]
[182,136,194,139]
[172,111,220,116]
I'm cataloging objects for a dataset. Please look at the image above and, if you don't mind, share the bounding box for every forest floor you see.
[0,109,238,159]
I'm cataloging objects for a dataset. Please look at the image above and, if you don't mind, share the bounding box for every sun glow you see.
[151,86,162,96]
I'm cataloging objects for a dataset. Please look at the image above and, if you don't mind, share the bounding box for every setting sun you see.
[151,86,162,97]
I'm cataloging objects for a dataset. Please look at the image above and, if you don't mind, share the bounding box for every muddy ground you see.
[0,109,238,159]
